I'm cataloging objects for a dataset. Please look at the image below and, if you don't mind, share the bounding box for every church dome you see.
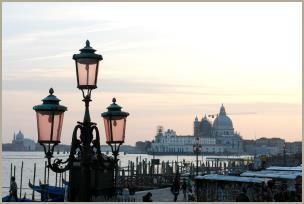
[200,114,212,136]
[15,130,24,140]
[213,104,233,130]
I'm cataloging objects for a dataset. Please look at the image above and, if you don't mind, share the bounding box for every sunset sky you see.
[2,2,302,145]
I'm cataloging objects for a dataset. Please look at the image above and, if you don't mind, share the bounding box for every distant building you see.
[243,137,286,156]
[135,141,152,153]
[286,141,302,154]
[150,104,244,154]
[3,131,36,151]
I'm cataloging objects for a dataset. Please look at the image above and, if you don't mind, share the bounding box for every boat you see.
[2,195,33,202]
[28,180,65,201]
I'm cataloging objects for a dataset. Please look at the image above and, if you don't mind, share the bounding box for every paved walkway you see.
[134,187,186,202]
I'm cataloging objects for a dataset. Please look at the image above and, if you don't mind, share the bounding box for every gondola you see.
[28,180,65,201]
[2,195,33,202]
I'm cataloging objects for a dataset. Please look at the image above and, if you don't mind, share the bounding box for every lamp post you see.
[33,40,126,201]
[283,142,286,166]
[102,98,129,194]
[193,137,202,176]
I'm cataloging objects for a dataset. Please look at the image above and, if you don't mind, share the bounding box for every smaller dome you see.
[15,130,24,140]
[200,114,212,136]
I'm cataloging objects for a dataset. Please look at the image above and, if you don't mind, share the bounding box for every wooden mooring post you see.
[55,172,58,187]
[47,164,50,185]
[10,163,12,180]
[32,163,36,200]
[19,161,24,198]
[44,161,47,184]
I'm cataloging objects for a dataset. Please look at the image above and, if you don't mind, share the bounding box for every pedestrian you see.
[122,185,130,201]
[142,192,152,202]
[171,177,180,202]
[188,188,194,201]
[181,178,187,200]
[9,176,18,201]
[236,187,249,202]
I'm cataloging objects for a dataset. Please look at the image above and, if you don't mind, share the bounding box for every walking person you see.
[9,176,18,201]
[181,178,187,200]
[122,185,130,201]
[171,176,180,202]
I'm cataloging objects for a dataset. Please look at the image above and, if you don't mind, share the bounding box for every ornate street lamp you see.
[73,40,103,91]
[193,137,202,176]
[33,88,67,158]
[102,98,129,193]
[33,41,119,201]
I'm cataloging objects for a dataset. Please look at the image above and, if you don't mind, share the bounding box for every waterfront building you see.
[10,131,36,151]
[286,142,302,154]
[150,104,243,154]
[243,138,287,156]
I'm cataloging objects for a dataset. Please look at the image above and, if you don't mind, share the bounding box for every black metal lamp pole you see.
[193,137,202,176]
[283,142,286,166]
[196,149,199,176]
[102,98,130,196]
[33,41,104,202]
[110,143,121,194]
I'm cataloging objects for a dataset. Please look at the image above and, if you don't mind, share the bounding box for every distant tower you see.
[157,125,164,136]
[13,132,16,141]
[194,116,200,136]
[155,125,164,143]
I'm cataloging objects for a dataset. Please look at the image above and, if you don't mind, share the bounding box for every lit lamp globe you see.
[72,40,103,90]
[33,88,67,146]
[101,98,129,145]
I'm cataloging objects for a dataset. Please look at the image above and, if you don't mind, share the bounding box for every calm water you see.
[2,151,252,200]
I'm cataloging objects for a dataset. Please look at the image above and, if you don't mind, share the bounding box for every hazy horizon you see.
[2,2,302,145]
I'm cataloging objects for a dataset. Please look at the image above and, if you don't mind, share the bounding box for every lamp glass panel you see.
[103,116,126,143]
[76,58,98,87]
[36,111,64,143]
[103,117,111,143]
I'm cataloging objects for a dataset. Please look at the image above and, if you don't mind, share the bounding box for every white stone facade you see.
[150,104,244,154]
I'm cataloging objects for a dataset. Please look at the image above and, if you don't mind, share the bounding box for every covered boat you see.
[28,180,65,201]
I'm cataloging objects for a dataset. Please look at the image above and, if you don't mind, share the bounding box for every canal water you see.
[2,151,252,200]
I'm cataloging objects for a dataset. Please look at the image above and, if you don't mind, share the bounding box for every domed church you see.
[194,104,243,153]
[11,130,36,151]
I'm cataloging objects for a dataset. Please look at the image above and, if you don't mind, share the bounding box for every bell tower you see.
[194,116,200,136]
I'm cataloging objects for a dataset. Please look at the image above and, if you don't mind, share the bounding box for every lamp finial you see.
[49,88,54,95]
[86,40,90,47]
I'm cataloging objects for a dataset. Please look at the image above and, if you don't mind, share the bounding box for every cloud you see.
[2,75,298,101]
[3,21,138,46]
